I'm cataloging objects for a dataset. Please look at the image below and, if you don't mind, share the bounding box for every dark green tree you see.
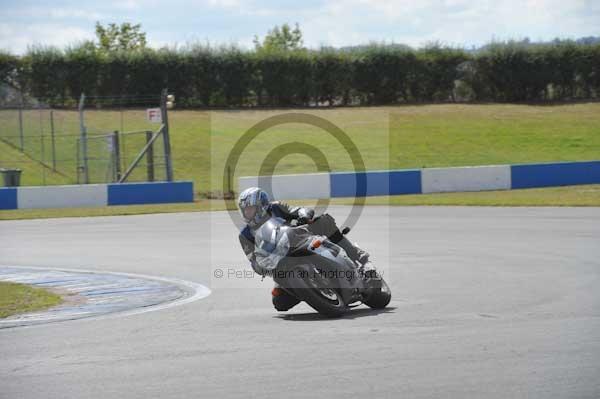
[254,23,304,52]
[95,22,147,52]
[0,51,22,89]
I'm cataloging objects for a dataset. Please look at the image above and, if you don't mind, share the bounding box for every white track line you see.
[0,265,212,327]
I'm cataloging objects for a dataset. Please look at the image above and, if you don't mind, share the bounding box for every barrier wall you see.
[0,181,194,210]
[107,182,194,205]
[0,188,17,210]
[17,184,108,209]
[238,161,600,200]
[422,165,511,194]
[511,161,600,189]
[2,161,598,210]
[330,170,422,197]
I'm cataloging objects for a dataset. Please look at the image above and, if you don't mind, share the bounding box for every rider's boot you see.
[360,261,378,280]
[337,238,378,279]
[337,236,370,266]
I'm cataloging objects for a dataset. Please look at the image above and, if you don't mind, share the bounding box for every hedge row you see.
[1,41,600,107]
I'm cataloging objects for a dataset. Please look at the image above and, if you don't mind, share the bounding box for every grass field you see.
[0,140,72,186]
[0,103,599,217]
[197,103,600,194]
[0,281,63,318]
[1,103,599,190]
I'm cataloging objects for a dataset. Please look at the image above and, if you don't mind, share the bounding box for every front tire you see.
[294,266,348,318]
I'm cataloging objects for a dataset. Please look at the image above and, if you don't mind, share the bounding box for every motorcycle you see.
[253,216,391,317]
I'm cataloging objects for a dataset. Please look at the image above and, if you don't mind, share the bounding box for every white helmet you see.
[238,187,270,227]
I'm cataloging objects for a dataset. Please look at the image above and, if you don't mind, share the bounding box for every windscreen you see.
[254,217,291,271]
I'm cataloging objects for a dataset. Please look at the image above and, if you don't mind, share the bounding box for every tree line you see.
[1,41,599,108]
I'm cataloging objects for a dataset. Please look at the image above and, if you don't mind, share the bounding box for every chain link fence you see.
[0,92,172,187]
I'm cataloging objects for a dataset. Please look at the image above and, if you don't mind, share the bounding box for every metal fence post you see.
[50,110,56,171]
[76,138,81,184]
[160,89,174,181]
[113,131,121,182]
[78,93,89,184]
[39,105,45,185]
[145,130,155,182]
[18,103,24,151]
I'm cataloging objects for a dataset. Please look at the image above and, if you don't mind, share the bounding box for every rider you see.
[237,186,371,312]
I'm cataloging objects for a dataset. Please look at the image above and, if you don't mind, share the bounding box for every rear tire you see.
[364,278,391,309]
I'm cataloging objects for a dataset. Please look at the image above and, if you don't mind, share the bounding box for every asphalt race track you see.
[1,206,599,399]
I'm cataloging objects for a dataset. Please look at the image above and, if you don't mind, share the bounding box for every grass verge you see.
[1,185,599,221]
[0,281,63,318]
[330,184,600,207]
[0,199,231,221]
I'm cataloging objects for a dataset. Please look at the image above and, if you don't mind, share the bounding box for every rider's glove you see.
[297,208,315,225]
[249,255,262,275]
[248,253,269,276]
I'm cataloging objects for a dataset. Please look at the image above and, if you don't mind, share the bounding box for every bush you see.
[351,45,416,104]
[27,46,69,106]
[1,41,598,107]
[312,50,353,106]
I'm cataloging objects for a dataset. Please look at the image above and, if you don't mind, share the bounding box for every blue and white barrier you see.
[511,161,600,189]
[238,160,600,200]
[0,181,193,210]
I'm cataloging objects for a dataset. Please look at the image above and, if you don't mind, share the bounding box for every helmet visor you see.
[242,205,258,221]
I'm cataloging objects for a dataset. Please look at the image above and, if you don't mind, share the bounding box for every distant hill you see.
[472,36,600,53]
[334,36,600,53]
[574,36,600,45]
[337,43,414,52]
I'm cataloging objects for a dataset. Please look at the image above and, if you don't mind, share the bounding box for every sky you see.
[0,0,599,54]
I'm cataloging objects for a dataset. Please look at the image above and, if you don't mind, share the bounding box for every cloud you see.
[112,0,142,10]
[203,0,280,16]
[47,8,105,20]
[0,23,94,54]
[3,6,105,21]
[1,0,598,53]
[207,0,242,8]
[296,0,600,48]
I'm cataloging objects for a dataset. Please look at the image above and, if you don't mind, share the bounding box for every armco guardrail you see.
[0,181,193,210]
[239,161,600,200]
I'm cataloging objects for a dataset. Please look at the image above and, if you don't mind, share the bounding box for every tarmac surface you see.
[0,206,599,398]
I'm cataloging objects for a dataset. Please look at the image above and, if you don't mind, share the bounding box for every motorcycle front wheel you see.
[293,265,348,318]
